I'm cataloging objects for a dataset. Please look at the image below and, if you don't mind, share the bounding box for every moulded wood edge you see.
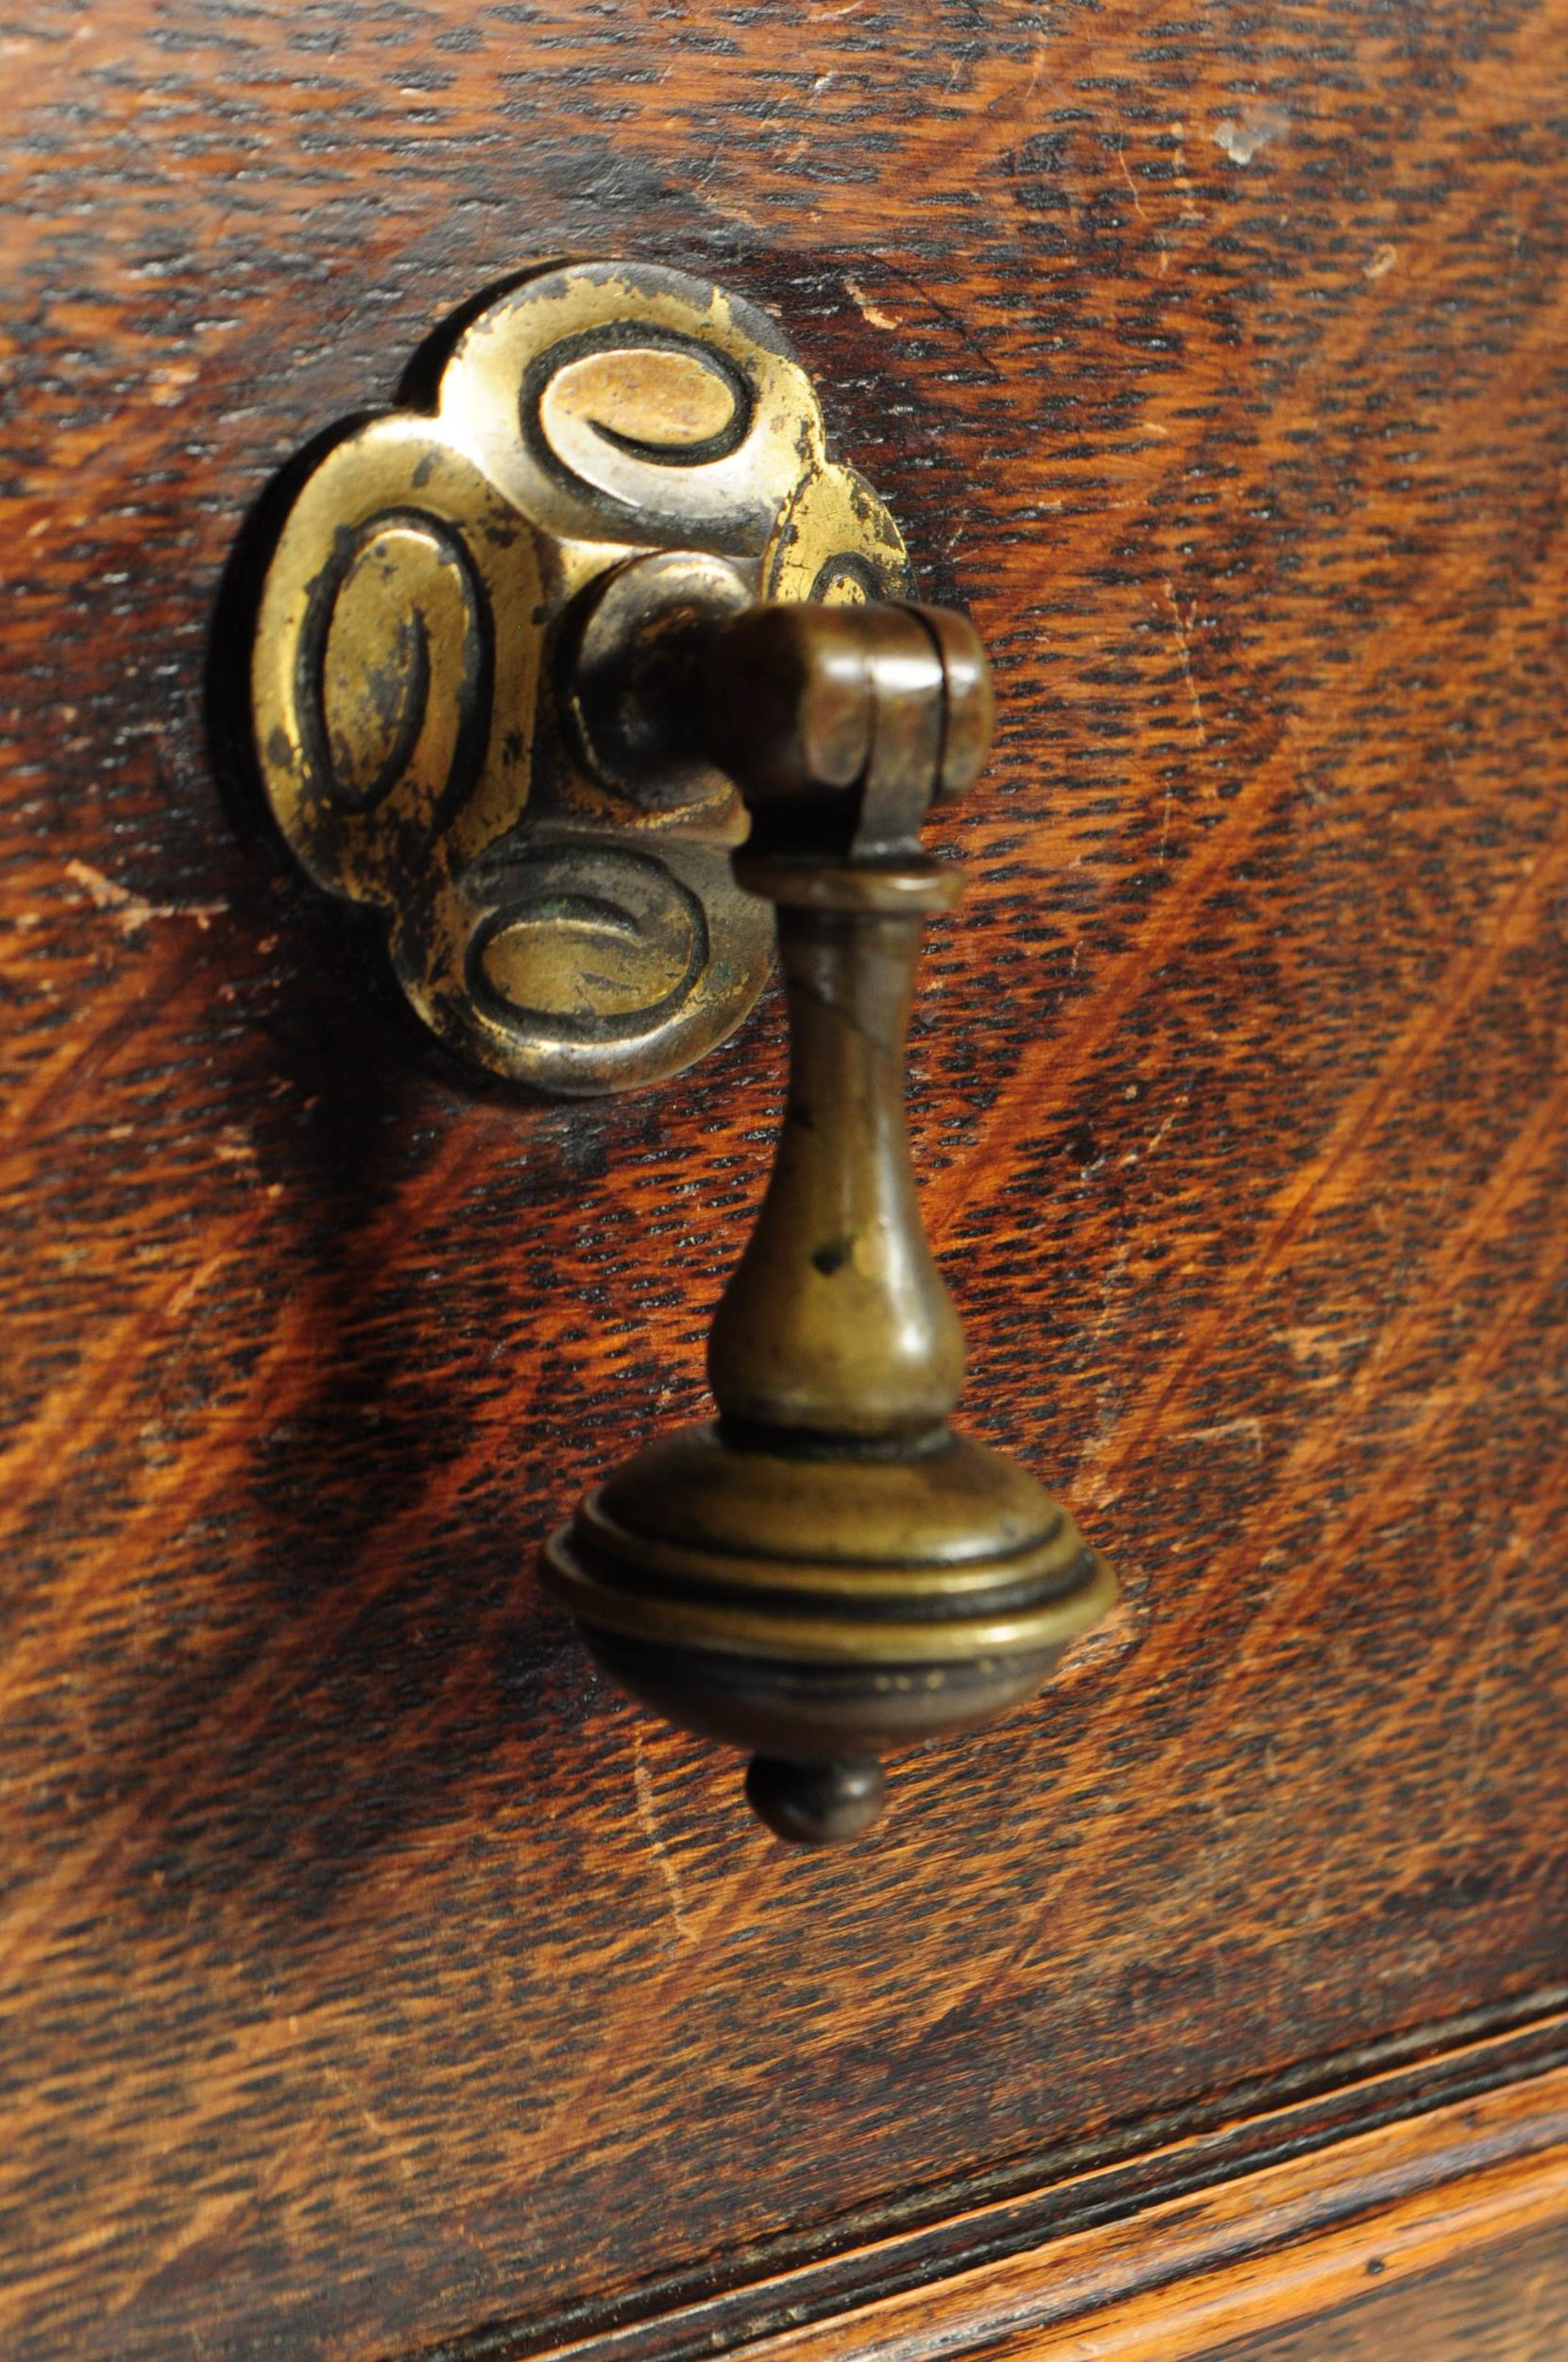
[719,2061,1568,2362]
[429,2009,1568,2362]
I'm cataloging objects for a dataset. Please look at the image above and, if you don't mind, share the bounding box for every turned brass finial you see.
[543,566,1116,1843]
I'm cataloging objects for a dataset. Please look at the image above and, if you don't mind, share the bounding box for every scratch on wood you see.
[633,1734,693,1944]
[1161,581,1209,760]
[1182,1416,1267,1452]
[1116,139,1170,275]
[844,275,899,332]
[64,858,226,934]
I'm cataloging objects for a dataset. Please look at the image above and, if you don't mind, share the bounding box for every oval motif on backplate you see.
[810,552,881,606]
[533,333,755,517]
[760,460,914,607]
[471,847,708,1044]
[542,344,741,460]
[315,521,477,813]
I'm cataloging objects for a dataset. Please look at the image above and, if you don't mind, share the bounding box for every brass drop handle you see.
[542,565,1116,1842]
[243,258,1117,1844]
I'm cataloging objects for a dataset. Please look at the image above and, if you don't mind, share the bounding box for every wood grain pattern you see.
[2,3,1566,2359]
[1202,2221,1568,2362]
[502,2012,1568,2362]
[1200,2220,1568,2353]
[714,2051,1568,2362]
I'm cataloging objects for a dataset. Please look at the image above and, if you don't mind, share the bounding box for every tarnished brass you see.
[542,585,1117,1844]
[245,256,1116,1840]
[249,259,913,1094]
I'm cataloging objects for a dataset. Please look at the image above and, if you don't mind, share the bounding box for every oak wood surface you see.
[2,3,1566,2359]
[1206,2225,1568,2362]
[517,2013,1568,2362]
[718,2049,1568,2362]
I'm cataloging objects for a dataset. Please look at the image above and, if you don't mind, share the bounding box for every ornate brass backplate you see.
[249,260,915,1093]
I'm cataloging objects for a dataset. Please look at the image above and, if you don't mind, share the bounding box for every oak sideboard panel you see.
[2,5,1565,2358]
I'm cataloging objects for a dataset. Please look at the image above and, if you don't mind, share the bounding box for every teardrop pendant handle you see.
[543,571,1116,1843]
